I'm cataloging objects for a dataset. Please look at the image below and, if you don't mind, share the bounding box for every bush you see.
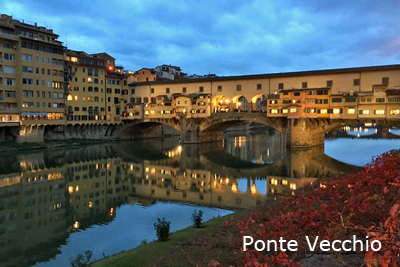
[154,217,171,241]
[191,210,204,228]
[69,250,93,267]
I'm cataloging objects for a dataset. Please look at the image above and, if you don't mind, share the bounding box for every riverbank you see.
[90,208,253,267]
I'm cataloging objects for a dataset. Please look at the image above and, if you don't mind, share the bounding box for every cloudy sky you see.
[1,0,399,76]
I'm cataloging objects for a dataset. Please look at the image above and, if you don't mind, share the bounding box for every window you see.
[282,109,288,113]
[390,109,400,115]
[42,57,45,63]
[359,110,370,115]
[257,84,262,90]
[353,79,360,86]
[21,54,32,61]
[88,68,93,76]
[199,86,204,92]
[278,83,284,90]
[4,53,16,61]
[294,92,300,96]
[23,102,34,108]
[115,89,120,94]
[345,97,356,102]
[4,66,15,74]
[382,77,389,84]
[217,86,222,92]
[331,98,342,103]
[166,88,170,93]
[182,87,186,93]
[327,80,333,87]
[376,98,385,103]
[23,90,34,97]
[270,109,279,114]
[23,78,34,85]
[22,66,33,73]
[388,97,400,103]
[307,91,316,95]
[333,108,342,114]
[302,82,307,88]
[150,88,154,94]
[348,108,355,114]
[290,108,298,113]
[374,110,385,115]
[5,91,16,98]
[236,85,241,91]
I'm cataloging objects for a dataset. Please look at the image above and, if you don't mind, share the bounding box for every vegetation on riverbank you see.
[90,209,253,267]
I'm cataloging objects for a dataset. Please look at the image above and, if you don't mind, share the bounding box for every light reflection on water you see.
[0,126,398,267]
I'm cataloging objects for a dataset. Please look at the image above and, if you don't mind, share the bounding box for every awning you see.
[21,112,48,116]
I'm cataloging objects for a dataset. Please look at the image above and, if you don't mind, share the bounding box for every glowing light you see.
[225,178,229,184]
[73,221,80,229]
[68,186,73,194]
[75,186,79,192]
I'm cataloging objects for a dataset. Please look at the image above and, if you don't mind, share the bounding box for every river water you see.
[0,126,399,267]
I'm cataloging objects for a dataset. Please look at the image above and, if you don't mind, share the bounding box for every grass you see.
[90,208,252,267]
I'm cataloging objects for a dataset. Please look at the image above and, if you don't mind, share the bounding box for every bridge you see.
[117,112,400,148]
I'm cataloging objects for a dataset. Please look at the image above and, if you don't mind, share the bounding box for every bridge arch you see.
[199,113,286,133]
[212,95,230,113]
[231,95,249,111]
[251,94,268,112]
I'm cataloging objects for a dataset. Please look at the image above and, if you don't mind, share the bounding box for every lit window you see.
[282,180,288,185]
[333,109,341,114]
[362,110,370,115]
[375,110,385,115]
[320,109,327,114]
[290,183,297,190]
[348,108,355,114]
[270,109,279,114]
[68,186,73,194]
[74,96,78,101]
[290,108,297,113]
[390,110,400,115]
[67,95,73,101]
[282,109,288,114]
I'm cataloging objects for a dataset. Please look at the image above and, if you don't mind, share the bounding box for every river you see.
[0,126,399,267]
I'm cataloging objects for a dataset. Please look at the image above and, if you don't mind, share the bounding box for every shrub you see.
[154,217,171,241]
[69,250,93,267]
[192,210,204,228]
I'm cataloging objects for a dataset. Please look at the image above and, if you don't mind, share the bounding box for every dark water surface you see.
[0,127,399,267]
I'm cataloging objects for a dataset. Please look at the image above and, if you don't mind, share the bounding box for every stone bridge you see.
[119,113,400,148]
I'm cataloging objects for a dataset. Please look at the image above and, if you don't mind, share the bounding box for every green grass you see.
[90,208,251,267]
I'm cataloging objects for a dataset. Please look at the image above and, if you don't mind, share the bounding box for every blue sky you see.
[1,0,400,76]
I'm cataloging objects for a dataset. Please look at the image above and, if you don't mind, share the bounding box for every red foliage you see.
[222,150,400,267]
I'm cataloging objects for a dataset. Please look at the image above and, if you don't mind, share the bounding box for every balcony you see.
[0,107,19,111]
[0,32,19,41]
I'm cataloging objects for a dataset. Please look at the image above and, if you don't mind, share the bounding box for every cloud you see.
[1,0,399,76]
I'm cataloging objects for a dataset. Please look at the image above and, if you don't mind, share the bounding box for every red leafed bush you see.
[221,150,400,267]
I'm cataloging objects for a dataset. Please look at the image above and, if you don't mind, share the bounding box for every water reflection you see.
[0,128,386,267]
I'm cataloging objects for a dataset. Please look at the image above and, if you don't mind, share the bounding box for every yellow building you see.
[0,14,66,141]
[65,50,107,124]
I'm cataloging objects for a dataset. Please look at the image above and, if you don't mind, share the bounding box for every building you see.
[0,14,66,141]
[129,65,400,121]
[154,64,187,80]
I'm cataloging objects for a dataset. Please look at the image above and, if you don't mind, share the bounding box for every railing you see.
[0,32,19,40]
[0,107,19,111]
